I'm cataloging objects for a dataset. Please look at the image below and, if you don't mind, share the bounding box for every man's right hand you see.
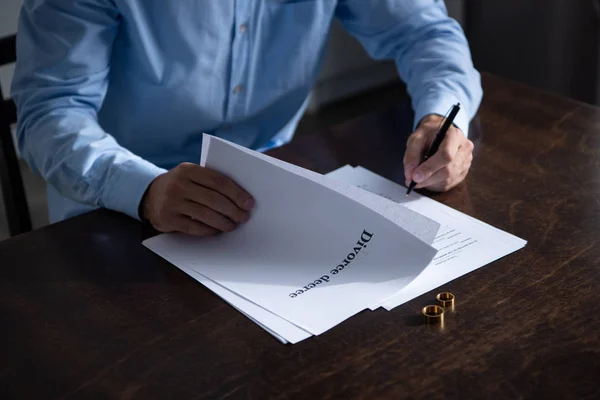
[140,162,254,236]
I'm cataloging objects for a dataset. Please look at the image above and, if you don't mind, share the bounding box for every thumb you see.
[404,130,428,184]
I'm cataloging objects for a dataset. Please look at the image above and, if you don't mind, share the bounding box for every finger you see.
[412,128,464,184]
[424,169,464,191]
[179,200,238,232]
[456,142,474,172]
[180,164,254,210]
[403,131,428,183]
[181,182,249,224]
[415,165,452,189]
[172,215,220,237]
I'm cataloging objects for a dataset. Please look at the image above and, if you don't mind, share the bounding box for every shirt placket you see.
[227,0,251,122]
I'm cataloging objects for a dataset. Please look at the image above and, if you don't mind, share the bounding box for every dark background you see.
[466,0,600,105]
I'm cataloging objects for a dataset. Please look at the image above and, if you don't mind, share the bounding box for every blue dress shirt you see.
[11,0,482,223]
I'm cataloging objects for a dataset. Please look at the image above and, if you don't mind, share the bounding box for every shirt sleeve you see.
[11,0,166,221]
[335,0,483,137]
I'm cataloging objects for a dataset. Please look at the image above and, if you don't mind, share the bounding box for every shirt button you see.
[233,84,244,94]
[239,24,248,33]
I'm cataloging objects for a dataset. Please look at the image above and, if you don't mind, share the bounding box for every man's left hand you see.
[403,114,474,192]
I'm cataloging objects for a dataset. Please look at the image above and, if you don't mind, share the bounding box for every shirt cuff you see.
[413,90,471,137]
[101,158,167,221]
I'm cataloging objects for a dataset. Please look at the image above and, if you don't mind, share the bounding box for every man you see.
[11,0,482,237]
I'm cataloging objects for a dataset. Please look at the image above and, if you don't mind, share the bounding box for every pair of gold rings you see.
[422,292,455,325]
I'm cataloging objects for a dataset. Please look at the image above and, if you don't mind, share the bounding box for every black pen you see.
[406,103,461,196]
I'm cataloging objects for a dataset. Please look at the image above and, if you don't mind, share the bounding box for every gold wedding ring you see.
[436,292,455,310]
[422,305,445,325]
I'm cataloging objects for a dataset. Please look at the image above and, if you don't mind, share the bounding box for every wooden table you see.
[1,73,599,399]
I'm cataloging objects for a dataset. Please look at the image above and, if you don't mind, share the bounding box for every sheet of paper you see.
[169,164,428,344]
[325,164,356,181]
[328,166,527,310]
[215,139,441,246]
[189,164,435,343]
[144,163,436,344]
[144,135,439,336]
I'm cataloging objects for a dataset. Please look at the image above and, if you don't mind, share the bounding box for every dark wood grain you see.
[1,72,600,399]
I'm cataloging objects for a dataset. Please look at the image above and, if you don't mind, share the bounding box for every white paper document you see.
[144,135,439,338]
[143,135,526,344]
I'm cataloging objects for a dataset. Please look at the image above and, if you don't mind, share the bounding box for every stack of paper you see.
[143,134,526,343]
